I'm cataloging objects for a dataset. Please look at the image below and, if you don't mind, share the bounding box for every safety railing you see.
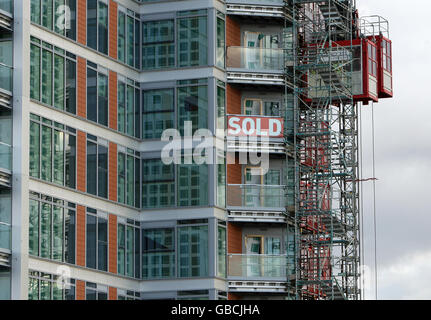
[227,47,285,72]
[227,184,286,209]
[228,254,292,279]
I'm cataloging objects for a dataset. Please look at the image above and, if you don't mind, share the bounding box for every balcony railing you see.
[227,47,284,72]
[0,63,12,93]
[227,184,286,209]
[228,254,292,279]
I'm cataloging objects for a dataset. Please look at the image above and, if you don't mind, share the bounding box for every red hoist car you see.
[305,26,393,105]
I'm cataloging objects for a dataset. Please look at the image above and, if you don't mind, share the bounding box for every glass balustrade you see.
[228,254,290,279]
[227,184,286,209]
[227,47,284,71]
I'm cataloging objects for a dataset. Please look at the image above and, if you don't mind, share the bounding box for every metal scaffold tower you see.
[284,0,360,300]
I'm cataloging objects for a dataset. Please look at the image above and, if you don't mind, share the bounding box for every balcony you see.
[227,184,287,222]
[226,0,286,19]
[228,254,293,293]
[0,0,12,30]
[226,47,287,85]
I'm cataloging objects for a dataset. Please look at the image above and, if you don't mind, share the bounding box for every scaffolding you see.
[284,0,360,300]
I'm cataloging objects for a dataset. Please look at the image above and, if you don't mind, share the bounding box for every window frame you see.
[28,192,76,264]
[29,114,77,189]
[86,61,109,127]
[86,134,109,199]
[85,208,109,272]
[30,37,77,114]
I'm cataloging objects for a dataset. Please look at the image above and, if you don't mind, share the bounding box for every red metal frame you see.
[371,35,393,98]
[303,39,379,105]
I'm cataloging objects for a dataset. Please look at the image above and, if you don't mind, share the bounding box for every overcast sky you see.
[357,0,431,299]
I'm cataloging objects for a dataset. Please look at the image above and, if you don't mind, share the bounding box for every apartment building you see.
[0,0,393,300]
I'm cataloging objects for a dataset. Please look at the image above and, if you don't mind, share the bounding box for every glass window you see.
[64,207,76,264]
[0,267,11,300]
[118,149,140,207]
[118,8,139,68]
[31,0,76,40]
[29,199,39,256]
[29,121,40,178]
[118,11,126,63]
[86,213,97,269]
[142,228,175,279]
[0,109,11,171]
[30,44,41,101]
[98,72,108,126]
[29,116,76,187]
[118,81,126,133]
[42,0,53,30]
[28,274,39,300]
[216,83,225,131]
[98,1,108,55]
[30,38,77,113]
[87,64,108,126]
[178,225,208,277]
[52,203,64,261]
[40,202,51,259]
[142,20,175,70]
[86,67,97,122]
[142,159,175,208]
[217,224,226,278]
[217,153,225,208]
[98,216,108,271]
[177,163,208,207]
[117,220,140,278]
[142,89,174,139]
[66,0,77,40]
[65,133,76,189]
[31,0,41,24]
[41,49,53,105]
[41,125,52,181]
[87,0,109,54]
[87,0,97,49]
[216,15,225,69]
[117,152,125,204]
[177,15,207,67]
[127,16,134,66]
[98,144,108,198]
[177,82,208,136]
[66,59,76,114]
[117,223,125,275]
[86,140,97,195]
[117,79,140,138]
[53,129,64,185]
[0,190,11,250]
[29,194,76,264]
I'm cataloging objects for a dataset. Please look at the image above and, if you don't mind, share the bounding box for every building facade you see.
[0,0,392,300]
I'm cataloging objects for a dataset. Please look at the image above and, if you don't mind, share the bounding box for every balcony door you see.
[245,236,282,277]
[245,236,263,277]
[243,32,280,70]
[244,99,281,117]
[244,167,282,207]
[245,167,262,207]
